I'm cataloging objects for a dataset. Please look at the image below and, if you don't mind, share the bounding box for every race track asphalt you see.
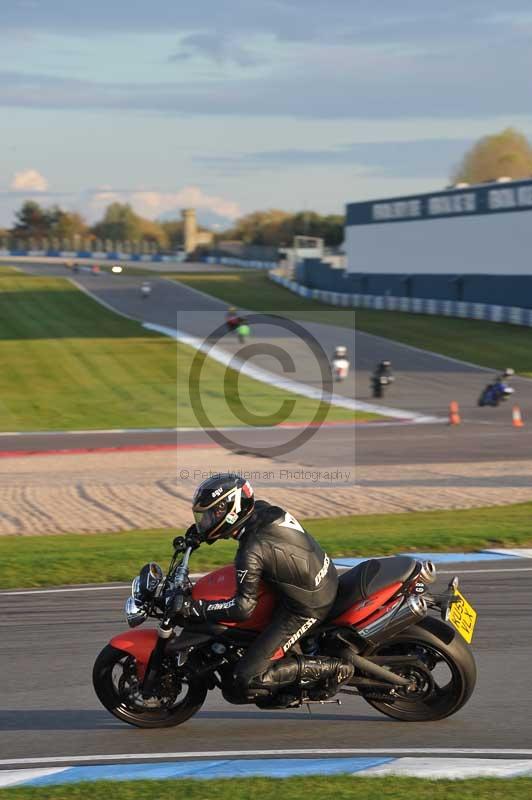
[3,422,532,466]
[4,261,532,466]
[1,561,531,762]
[68,269,532,421]
[2,263,531,764]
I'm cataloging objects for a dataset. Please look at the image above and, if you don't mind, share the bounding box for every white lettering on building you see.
[428,193,476,216]
[372,199,421,221]
[363,182,532,226]
[488,188,517,209]
[517,186,532,207]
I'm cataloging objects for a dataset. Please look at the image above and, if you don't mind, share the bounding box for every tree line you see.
[2,128,532,251]
[0,201,344,251]
[1,201,188,251]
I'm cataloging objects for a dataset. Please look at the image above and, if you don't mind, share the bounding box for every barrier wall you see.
[203,255,278,269]
[296,258,532,308]
[0,248,184,263]
[270,271,532,329]
[0,248,277,269]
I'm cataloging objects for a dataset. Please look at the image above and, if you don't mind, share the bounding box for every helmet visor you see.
[193,502,228,538]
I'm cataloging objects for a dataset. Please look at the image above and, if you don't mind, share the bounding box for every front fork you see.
[141,545,193,697]
[141,621,173,698]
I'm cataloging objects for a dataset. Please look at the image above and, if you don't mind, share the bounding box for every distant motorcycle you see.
[332,346,350,382]
[140,282,152,299]
[371,360,394,398]
[478,369,515,407]
[236,320,251,344]
[225,307,241,333]
[372,375,394,398]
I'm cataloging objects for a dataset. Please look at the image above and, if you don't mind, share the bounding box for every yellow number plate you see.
[449,590,477,643]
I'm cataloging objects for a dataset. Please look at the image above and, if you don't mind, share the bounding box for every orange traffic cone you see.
[448,400,461,425]
[512,405,524,428]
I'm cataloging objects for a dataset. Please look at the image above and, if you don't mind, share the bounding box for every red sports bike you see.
[93,535,477,728]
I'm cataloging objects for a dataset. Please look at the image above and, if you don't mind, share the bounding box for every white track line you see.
[2,565,530,597]
[438,567,532,574]
[69,278,140,323]
[3,749,532,767]
[0,427,177,437]
[145,321,441,422]
[0,584,130,596]
[0,421,414,437]
[354,326,494,373]
[72,276,440,423]
[274,275,532,381]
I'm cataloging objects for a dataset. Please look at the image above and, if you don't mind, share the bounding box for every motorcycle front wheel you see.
[360,620,476,722]
[93,644,207,728]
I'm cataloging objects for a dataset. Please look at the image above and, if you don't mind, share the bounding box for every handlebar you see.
[157,543,193,630]
[172,535,186,552]
[174,545,193,587]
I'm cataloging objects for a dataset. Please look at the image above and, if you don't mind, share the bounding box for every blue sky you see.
[1,1,532,227]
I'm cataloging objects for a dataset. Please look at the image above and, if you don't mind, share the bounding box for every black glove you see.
[184,524,202,551]
[172,525,201,553]
[181,596,206,622]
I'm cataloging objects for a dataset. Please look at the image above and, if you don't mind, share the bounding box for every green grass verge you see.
[175,271,532,375]
[0,272,369,431]
[2,777,532,800]
[2,502,532,589]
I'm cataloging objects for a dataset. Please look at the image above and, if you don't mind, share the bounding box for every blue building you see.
[299,179,532,307]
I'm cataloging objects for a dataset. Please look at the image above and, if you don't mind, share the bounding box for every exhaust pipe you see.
[418,560,436,584]
[357,594,428,646]
[349,653,412,686]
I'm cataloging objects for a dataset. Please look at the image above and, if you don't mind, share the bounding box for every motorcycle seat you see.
[327,556,417,619]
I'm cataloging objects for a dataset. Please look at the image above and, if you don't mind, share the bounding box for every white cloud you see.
[10,168,48,192]
[87,185,242,222]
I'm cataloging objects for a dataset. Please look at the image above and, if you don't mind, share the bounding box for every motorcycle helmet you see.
[192,474,255,544]
[380,360,391,368]
[227,306,237,315]
[503,368,514,377]
[334,346,347,358]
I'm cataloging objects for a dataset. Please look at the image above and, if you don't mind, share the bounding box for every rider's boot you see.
[237,655,354,705]
[255,654,353,692]
[298,655,354,688]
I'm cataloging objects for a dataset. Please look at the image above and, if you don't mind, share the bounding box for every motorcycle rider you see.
[371,359,393,397]
[332,345,350,380]
[178,474,354,701]
[495,367,514,383]
[374,359,392,379]
[479,367,515,407]
[225,306,241,332]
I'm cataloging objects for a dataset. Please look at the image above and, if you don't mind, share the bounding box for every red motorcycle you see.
[93,536,477,728]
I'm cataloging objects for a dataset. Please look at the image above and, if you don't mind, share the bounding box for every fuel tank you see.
[192,565,276,630]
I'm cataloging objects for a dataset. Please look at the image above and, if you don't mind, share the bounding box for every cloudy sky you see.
[1,1,532,227]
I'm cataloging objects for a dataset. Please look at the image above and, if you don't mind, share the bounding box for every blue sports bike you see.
[478,369,515,407]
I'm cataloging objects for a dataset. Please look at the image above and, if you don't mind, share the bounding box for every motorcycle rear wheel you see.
[360,620,476,722]
[93,644,207,728]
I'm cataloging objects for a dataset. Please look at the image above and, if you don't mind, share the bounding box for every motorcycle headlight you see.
[136,562,164,601]
[125,595,148,628]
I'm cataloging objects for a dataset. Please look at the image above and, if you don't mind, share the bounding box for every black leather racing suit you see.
[197,501,341,697]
